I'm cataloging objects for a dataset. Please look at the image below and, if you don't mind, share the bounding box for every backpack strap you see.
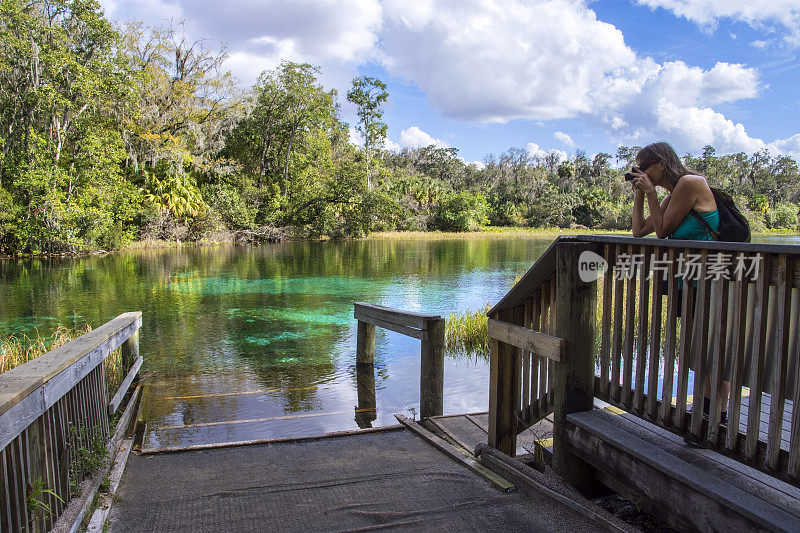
[690,210,719,241]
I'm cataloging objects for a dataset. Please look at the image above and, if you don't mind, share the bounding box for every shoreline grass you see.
[1,325,124,391]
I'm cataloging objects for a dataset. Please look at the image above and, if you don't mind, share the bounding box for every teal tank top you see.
[670,210,719,289]
[670,210,719,241]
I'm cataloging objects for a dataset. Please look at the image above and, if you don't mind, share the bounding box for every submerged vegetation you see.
[1,1,799,257]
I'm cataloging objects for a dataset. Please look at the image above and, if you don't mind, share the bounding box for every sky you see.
[99,0,800,167]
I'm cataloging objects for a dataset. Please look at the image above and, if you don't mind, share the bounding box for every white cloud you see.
[635,0,800,46]
[526,143,568,162]
[383,138,403,152]
[103,0,382,87]
[98,0,798,159]
[750,40,769,49]
[554,131,575,147]
[380,0,636,122]
[767,134,800,159]
[399,126,449,149]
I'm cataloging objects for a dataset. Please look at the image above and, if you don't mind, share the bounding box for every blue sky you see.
[100,0,800,166]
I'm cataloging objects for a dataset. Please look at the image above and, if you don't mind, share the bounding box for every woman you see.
[629,141,728,427]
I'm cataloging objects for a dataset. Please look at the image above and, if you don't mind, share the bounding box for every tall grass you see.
[0,325,124,391]
[445,304,491,359]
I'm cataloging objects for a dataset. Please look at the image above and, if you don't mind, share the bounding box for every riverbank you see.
[2,227,797,259]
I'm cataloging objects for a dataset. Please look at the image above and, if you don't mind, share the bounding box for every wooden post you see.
[420,318,444,419]
[120,329,139,373]
[488,309,519,456]
[356,320,375,365]
[552,241,597,494]
[355,361,377,429]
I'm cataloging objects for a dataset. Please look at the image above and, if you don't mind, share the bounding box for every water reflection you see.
[0,238,550,448]
[4,235,792,448]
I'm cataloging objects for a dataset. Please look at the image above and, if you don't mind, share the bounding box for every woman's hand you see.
[632,170,656,195]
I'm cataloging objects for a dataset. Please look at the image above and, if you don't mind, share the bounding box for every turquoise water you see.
[0,239,551,448]
[2,234,795,448]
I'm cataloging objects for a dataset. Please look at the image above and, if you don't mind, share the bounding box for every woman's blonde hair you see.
[636,141,701,188]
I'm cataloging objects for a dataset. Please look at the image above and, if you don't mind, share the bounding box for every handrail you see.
[0,312,142,532]
[353,303,444,419]
[487,235,800,487]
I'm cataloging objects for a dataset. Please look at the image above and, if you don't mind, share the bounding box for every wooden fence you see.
[488,236,800,485]
[0,312,142,532]
[354,303,444,420]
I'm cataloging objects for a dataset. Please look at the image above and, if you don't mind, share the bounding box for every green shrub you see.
[433,191,490,232]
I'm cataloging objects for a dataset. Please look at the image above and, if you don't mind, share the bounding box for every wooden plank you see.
[633,250,651,414]
[647,249,664,419]
[353,302,439,330]
[599,243,614,397]
[707,277,730,446]
[539,282,550,414]
[689,250,712,438]
[395,415,516,492]
[0,383,46,454]
[353,310,428,341]
[727,277,750,452]
[522,300,532,416]
[530,290,541,409]
[1,447,12,533]
[747,254,772,461]
[675,248,696,428]
[487,319,564,362]
[660,249,679,425]
[767,255,792,470]
[791,297,800,477]
[622,245,637,408]
[610,248,625,403]
[108,356,143,417]
[566,410,800,533]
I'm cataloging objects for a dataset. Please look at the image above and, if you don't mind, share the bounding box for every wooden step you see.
[566,409,800,533]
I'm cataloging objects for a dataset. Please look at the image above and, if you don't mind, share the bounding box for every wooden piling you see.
[420,318,445,420]
[356,321,376,365]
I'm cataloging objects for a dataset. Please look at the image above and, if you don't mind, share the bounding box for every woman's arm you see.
[632,188,671,237]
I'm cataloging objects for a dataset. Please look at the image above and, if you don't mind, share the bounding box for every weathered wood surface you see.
[353,302,440,330]
[566,409,800,533]
[1,313,142,533]
[487,318,564,362]
[353,310,428,340]
[108,355,143,416]
[355,320,376,365]
[419,319,445,420]
[552,242,596,493]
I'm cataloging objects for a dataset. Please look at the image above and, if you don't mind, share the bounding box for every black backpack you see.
[690,187,751,242]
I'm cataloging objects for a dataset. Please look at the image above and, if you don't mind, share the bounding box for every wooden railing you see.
[0,312,142,532]
[354,303,444,419]
[489,236,800,485]
[487,241,562,454]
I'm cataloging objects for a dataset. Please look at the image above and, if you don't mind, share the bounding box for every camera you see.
[624,166,640,181]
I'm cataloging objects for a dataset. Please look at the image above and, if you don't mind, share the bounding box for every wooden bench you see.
[566,408,800,532]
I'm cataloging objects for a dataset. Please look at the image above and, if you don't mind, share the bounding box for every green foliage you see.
[0,2,797,254]
[26,477,64,518]
[68,424,108,496]
[766,203,798,229]
[433,190,490,232]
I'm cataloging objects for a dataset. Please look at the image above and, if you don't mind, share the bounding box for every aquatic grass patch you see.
[1,324,92,373]
[445,304,490,358]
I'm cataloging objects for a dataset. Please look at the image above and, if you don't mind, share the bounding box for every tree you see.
[346,76,387,187]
